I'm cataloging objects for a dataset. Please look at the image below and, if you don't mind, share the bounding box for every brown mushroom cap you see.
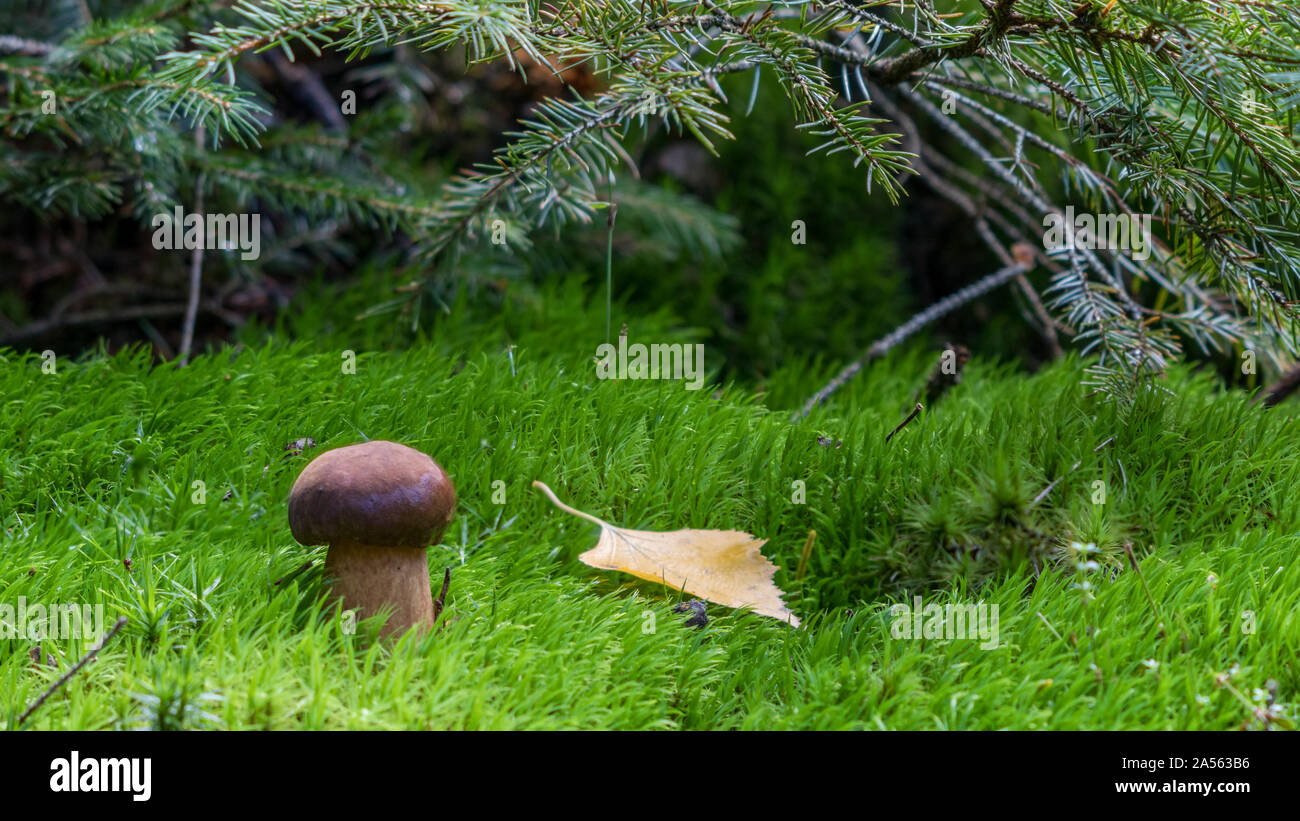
[287,440,456,549]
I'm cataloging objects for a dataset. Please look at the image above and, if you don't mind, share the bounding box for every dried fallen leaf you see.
[533,481,800,627]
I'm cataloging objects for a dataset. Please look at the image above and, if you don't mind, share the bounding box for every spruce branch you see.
[4,0,1300,395]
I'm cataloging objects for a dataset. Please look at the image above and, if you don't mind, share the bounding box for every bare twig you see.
[432,567,451,624]
[866,0,1018,85]
[0,301,236,346]
[17,617,127,727]
[863,79,1064,356]
[920,72,1062,118]
[0,34,57,56]
[797,259,1032,419]
[974,220,1063,358]
[178,125,205,366]
[886,403,924,443]
[897,83,1143,317]
[1258,361,1300,407]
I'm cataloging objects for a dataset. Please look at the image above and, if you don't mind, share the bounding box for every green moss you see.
[1,278,1295,729]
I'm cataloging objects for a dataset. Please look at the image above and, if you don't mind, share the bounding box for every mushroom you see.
[287,440,455,638]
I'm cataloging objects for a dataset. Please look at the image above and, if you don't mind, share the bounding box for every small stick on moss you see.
[18,617,127,727]
[795,530,817,580]
[432,567,451,624]
[886,403,923,443]
[797,258,1030,420]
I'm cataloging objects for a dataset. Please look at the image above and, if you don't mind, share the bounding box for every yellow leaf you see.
[533,481,800,627]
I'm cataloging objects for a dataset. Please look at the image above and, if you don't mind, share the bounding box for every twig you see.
[0,301,235,346]
[1258,361,1300,407]
[823,1,938,49]
[898,83,1143,317]
[975,219,1062,358]
[797,259,1031,419]
[0,34,57,56]
[865,84,1064,357]
[886,403,923,443]
[866,0,1018,85]
[432,567,451,624]
[17,617,127,727]
[46,282,149,320]
[924,149,1076,338]
[920,72,1062,118]
[178,125,205,366]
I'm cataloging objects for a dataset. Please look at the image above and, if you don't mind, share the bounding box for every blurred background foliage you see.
[1,0,1281,398]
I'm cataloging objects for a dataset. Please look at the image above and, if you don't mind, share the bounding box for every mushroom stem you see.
[325,540,433,637]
